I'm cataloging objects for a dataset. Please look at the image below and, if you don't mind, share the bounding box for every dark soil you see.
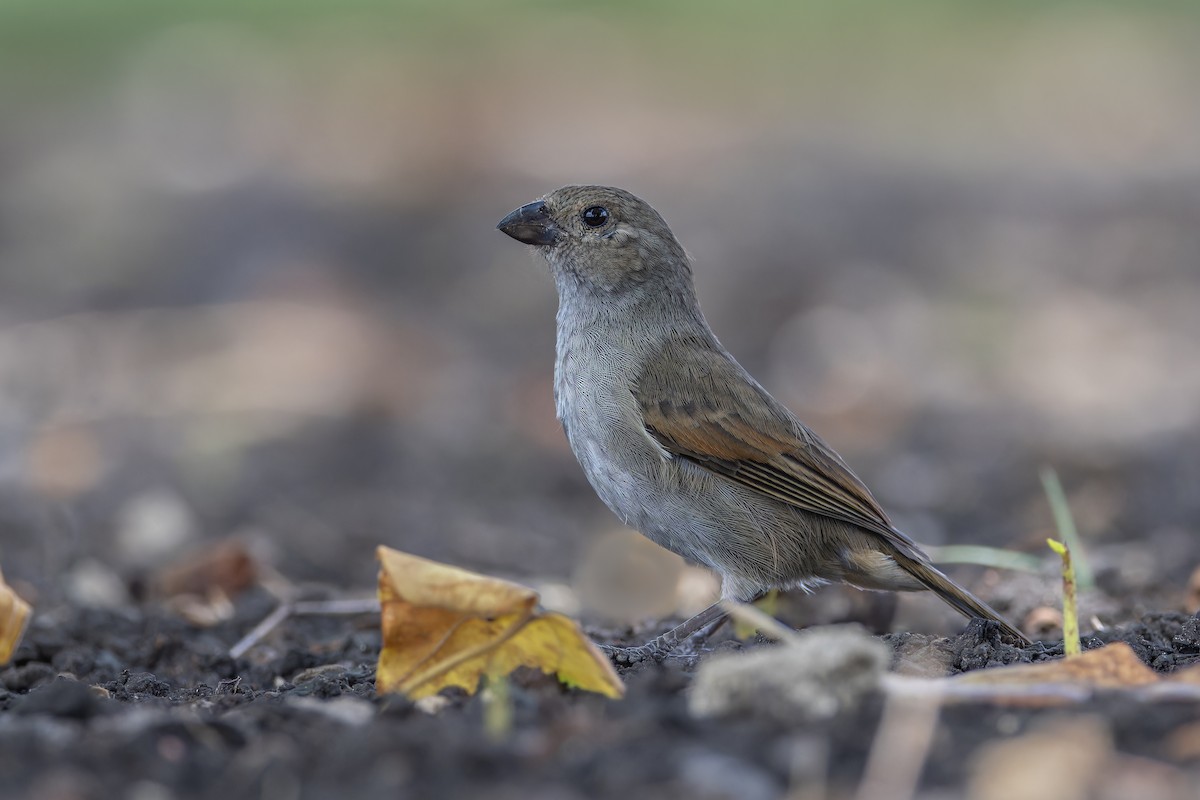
[3,411,1200,800]
[3,584,1200,800]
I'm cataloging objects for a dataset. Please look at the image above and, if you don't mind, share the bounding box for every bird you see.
[497,185,1030,662]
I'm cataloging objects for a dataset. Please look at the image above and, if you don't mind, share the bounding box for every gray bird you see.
[497,185,1030,662]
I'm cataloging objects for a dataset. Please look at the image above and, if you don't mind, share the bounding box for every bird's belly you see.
[568,425,813,596]
[567,427,666,531]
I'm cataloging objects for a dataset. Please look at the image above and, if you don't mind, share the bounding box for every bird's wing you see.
[634,336,926,561]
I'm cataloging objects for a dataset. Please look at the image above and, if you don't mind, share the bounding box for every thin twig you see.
[228,597,381,659]
[854,687,942,800]
[293,598,381,615]
[229,602,294,659]
[720,599,801,644]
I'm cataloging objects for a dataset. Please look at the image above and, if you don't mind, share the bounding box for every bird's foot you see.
[597,603,732,665]
[598,642,669,665]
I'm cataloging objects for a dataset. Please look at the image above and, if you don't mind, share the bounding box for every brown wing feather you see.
[633,336,1031,644]
[635,337,926,561]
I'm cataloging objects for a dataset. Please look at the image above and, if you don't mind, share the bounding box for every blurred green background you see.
[0,1,1197,629]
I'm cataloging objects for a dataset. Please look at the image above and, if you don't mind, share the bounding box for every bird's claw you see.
[598,643,666,665]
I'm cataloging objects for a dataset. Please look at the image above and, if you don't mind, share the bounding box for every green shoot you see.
[927,544,1043,573]
[483,673,513,741]
[733,589,779,640]
[1046,539,1080,657]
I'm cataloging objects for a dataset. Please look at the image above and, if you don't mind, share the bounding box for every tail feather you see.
[895,553,1031,645]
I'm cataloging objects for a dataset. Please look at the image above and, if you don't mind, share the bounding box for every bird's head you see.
[497,185,690,293]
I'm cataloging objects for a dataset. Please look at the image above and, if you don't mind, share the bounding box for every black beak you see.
[496,200,563,246]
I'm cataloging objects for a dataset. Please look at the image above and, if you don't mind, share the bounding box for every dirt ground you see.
[3,417,1200,800]
[3,591,1200,799]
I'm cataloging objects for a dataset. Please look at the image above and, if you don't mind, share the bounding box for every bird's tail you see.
[894,553,1031,645]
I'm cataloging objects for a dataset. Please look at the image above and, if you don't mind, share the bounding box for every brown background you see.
[1,1,1198,633]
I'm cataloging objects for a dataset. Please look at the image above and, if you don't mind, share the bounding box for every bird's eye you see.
[581,206,609,228]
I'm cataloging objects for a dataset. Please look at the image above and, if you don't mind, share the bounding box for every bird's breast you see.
[553,323,672,522]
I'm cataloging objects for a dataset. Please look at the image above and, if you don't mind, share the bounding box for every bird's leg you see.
[600,602,729,665]
[680,609,731,651]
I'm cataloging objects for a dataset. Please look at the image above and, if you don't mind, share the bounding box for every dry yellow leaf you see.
[1166,663,1200,684]
[955,642,1158,689]
[0,566,32,665]
[375,546,623,700]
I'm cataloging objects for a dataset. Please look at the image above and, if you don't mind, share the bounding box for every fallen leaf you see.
[148,539,259,626]
[375,546,623,700]
[149,539,259,600]
[1165,663,1200,684]
[955,642,1157,689]
[886,643,1200,707]
[885,643,1171,707]
[0,566,33,664]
